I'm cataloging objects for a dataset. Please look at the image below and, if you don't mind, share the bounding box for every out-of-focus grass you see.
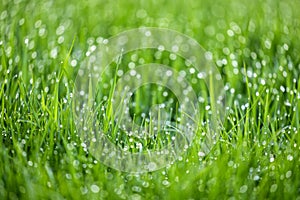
[0,0,300,199]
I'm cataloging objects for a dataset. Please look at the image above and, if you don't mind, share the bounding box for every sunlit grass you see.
[0,0,300,199]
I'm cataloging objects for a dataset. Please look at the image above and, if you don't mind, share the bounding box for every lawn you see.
[0,0,300,199]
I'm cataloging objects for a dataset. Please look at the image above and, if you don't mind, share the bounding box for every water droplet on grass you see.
[270,184,278,193]
[286,171,292,178]
[287,155,293,161]
[228,160,234,167]
[147,162,157,171]
[162,180,170,186]
[50,48,58,58]
[19,18,25,25]
[129,194,141,200]
[65,174,72,180]
[28,161,33,166]
[90,184,100,193]
[71,59,77,67]
[169,53,176,60]
[80,186,88,195]
[198,152,205,157]
[58,36,64,44]
[132,186,141,192]
[205,105,210,110]
[56,25,65,35]
[239,185,248,193]
[253,175,260,181]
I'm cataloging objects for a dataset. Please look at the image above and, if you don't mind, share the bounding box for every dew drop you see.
[270,184,277,193]
[162,180,170,186]
[287,155,293,161]
[286,171,292,178]
[90,184,100,193]
[239,185,248,193]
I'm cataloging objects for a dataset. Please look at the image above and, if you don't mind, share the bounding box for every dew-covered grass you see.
[1,0,300,199]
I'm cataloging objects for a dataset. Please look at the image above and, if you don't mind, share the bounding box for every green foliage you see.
[0,0,299,199]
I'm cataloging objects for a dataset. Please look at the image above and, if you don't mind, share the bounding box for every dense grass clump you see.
[0,0,300,199]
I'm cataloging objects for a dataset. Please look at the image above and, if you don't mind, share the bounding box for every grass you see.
[0,0,300,199]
